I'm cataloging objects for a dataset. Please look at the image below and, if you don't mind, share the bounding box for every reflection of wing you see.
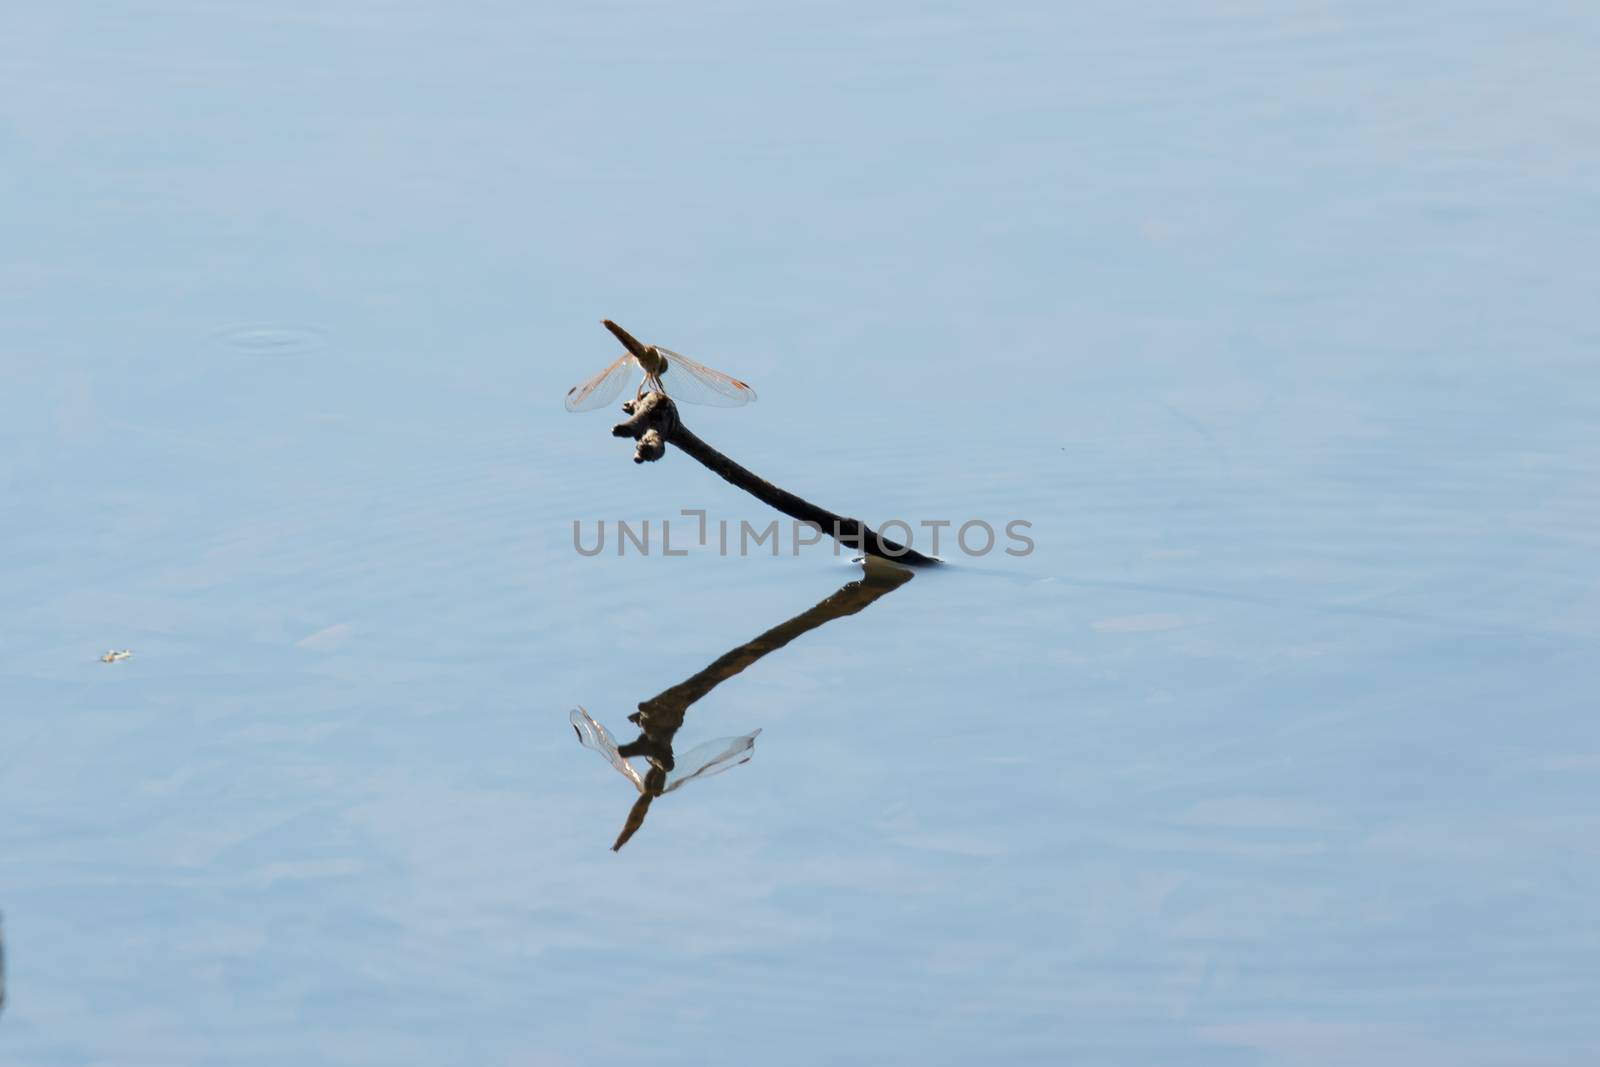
[654,347,757,407]
[564,354,637,412]
[570,707,645,792]
[662,728,762,793]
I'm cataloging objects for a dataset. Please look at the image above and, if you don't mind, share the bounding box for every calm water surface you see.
[2,2,1598,1064]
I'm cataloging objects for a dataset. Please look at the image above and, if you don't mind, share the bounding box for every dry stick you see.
[611,389,938,566]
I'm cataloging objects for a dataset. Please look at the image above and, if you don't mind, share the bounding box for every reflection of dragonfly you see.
[564,319,757,412]
[570,707,759,795]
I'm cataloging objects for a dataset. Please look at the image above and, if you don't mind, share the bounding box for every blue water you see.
[3,2,1598,1064]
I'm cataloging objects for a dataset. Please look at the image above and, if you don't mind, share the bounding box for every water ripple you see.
[213,323,328,355]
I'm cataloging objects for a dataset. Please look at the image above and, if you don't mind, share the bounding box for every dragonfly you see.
[99,649,133,663]
[564,319,757,412]
[569,707,760,796]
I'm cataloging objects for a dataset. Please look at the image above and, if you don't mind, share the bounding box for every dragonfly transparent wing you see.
[570,707,646,792]
[564,354,638,412]
[661,728,762,793]
[653,347,757,407]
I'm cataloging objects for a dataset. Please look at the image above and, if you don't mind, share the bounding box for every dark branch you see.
[612,390,938,566]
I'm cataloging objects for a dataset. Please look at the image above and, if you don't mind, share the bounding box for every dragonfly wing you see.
[654,347,757,407]
[661,728,762,793]
[570,707,646,792]
[564,354,637,412]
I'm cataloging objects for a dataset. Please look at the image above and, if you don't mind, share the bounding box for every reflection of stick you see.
[632,559,912,740]
[611,389,938,566]
[606,562,914,851]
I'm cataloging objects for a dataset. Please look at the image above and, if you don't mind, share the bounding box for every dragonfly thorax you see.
[639,346,669,377]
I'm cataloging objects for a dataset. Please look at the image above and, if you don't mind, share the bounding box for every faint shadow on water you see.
[571,557,915,850]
